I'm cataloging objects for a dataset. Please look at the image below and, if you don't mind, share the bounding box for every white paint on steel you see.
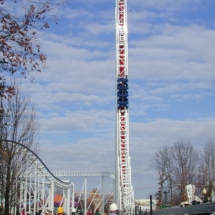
[115,0,134,211]
[3,140,74,215]
[53,171,115,179]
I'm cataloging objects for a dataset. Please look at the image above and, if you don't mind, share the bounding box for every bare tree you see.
[195,162,207,198]
[202,140,215,183]
[150,145,171,208]
[151,140,199,206]
[169,140,199,203]
[0,82,39,215]
[198,139,215,197]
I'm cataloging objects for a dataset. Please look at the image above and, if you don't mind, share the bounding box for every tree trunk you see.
[4,160,11,215]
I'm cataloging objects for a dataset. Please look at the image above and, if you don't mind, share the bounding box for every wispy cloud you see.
[13,0,215,199]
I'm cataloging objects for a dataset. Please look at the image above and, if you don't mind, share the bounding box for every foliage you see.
[0,0,65,97]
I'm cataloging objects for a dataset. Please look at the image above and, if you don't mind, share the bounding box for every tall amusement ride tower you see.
[115,0,134,212]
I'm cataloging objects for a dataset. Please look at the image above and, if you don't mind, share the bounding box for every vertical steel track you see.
[115,0,134,212]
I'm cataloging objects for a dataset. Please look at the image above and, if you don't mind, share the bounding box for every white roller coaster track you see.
[0,140,115,215]
[1,140,74,215]
[52,171,115,179]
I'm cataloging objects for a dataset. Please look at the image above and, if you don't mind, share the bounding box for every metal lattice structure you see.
[0,140,74,215]
[52,171,115,179]
[115,0,134,212]
[1,2,135,214]
[53,172,115,215]
[0,140,117,215]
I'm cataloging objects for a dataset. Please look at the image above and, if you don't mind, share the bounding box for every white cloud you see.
[129,24,215,80]
[38,116,215,198]
[40,109,114,132]
[129,0,211,12]
[8,0,215,200]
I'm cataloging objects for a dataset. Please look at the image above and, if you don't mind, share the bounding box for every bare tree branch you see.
[0,0,68,97]
[0,81,39,215]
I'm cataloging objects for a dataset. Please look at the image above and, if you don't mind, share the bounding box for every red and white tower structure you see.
[115,0,134,212]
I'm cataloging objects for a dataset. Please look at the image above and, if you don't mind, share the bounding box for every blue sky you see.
[10,0,215,199]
